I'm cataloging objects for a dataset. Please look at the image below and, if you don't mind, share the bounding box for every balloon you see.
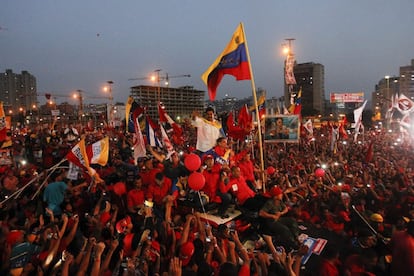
[184,153,201,172]
[266,166,276,175]
[315,168,325,178]
[188,172,205,191]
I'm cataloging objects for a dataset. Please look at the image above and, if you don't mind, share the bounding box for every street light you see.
[73,90,84,123]
[151,69,162,103]
[103,81,114,126]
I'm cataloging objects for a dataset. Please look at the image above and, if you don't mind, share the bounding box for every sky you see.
[1,0,414,106]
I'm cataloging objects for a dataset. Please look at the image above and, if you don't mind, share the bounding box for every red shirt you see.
[202,164,221,201]
[146,177,172,206]
[221,175,255,205]
[390,230,414,276]
[238,160,255,182]
[127,189,145,209]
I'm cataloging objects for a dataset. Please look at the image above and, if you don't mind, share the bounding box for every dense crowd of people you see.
[1,107,414,276]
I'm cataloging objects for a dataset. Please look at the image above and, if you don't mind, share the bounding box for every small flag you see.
[201,23,251,101]
[396,93,414,115]
[86,137,110,166]
[145,116,162,148]
[285,53,297,85]
[132,111,146,163]
[66,139,91,173]
[353,100,367,141]
[238,104,252,131]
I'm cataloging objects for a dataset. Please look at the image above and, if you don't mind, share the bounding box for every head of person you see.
[134,175,143,189]
[155,172,165,186]
[205,107,215,122]
[270,186,284,201]
[216,137,228,149]
[203,154,214,169]
[231,166,241,178]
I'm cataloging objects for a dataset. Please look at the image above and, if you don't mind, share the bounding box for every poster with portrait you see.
[264,115,300,143]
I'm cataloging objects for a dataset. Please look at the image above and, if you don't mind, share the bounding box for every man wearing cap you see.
[191,107,225,154]
[259,186,300,250]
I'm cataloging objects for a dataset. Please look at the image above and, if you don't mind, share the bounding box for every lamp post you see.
[73,90,84,124]
[151,69,162,103]
[104,81,114,126]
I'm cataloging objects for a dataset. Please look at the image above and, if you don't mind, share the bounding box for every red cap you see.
[270,186,283,197]
[203,154,214,162]
[100,211,111,225]
[180,241,195,266]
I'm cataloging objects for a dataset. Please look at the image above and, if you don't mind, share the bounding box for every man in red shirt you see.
[127,176,145,214]
[220,166,265,211]
[390,220,414,275]
[146,172,173,208]
[202,155,232,218]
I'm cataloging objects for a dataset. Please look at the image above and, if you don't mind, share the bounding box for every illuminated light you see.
[321,134,324,137]
[20,159,27,166]
[311,138,316,141]
[321,164,327,169]
[388,129,392,133]
[397,138,401,142]
[358,141,362,144]
[334,162,339,166]
[342,141,347,145]
[338,182,343,186]
[394,142,398,146]
[179,150,184,156]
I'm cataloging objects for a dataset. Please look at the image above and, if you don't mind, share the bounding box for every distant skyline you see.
[1,0,414,105]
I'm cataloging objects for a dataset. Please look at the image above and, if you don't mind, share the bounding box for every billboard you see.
[330,92,364,103]
[264,115,300,143]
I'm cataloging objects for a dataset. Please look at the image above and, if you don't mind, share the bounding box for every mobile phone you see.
[276,246,283,254]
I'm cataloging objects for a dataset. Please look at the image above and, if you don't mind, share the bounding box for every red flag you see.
[237,104,252,132]
[226,113,247,140]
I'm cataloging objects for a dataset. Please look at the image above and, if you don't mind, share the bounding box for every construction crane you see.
[128,70,190,87]
[128,70,191,102]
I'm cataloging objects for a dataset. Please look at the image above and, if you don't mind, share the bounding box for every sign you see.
[264,115,300,143]
[51,109,60,116]
[330,92,364,103]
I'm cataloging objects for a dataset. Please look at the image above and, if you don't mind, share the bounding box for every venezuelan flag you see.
[201,23,251,101]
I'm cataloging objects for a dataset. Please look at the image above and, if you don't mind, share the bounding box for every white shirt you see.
[191,117,222,152]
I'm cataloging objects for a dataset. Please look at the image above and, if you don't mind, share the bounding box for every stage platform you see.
[198,206,242,227]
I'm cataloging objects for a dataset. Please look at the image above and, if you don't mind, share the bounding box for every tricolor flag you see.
[126,97,145,133]
[201,23,251,101]
[86,137,110,166]
[303,119,313,135]
[158,104,184,145]
[145,116,162,148]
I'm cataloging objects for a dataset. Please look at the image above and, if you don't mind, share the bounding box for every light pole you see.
[151,69,162,103]
[74,90,84,124]
[104,81,114,126]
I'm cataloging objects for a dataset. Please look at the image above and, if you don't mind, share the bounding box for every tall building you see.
[399,59,414,99]
[372,76,399,121]
[284,62,325,116]
[130,85,205,121]
[0,69,37,114]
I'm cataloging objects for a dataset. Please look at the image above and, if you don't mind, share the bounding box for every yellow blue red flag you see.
[201,23,251,101]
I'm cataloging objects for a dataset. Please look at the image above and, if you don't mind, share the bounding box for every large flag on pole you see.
[132,110,146,163]
[353,100,367,141]
[126,97,145,133]
[285,53,297,85]
[158,103,184,145]
[396,93,414,115]
[201,23,251,101]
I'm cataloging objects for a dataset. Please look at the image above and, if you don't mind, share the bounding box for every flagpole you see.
[240,22,266,192]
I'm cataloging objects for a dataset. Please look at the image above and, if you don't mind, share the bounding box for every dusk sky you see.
[1,0,414,106]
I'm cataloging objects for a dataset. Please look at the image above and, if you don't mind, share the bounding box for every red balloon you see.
[266,166,276,175]
[113,182,127,196]
[315,168,325,178]
[184,153,201,172]
[188,172,205,191]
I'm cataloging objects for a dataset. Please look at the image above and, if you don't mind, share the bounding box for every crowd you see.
[1,107,414,276]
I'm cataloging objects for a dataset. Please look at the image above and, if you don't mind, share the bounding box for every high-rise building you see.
[372,76,399,121]
[284,62,325,116]
[130,85,205,121]
[399,59,414,99]
[0,69,37,114]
